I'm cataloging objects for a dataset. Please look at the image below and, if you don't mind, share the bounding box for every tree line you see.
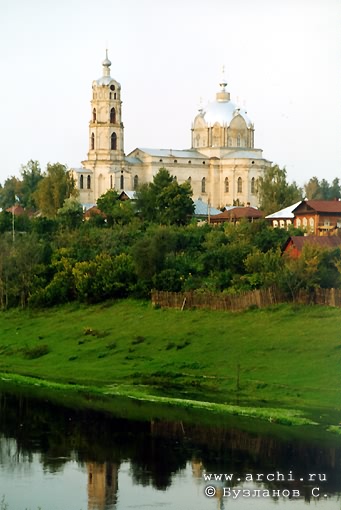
[0,162,340,309]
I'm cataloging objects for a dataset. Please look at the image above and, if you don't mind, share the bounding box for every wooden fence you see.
[151,287,341,312]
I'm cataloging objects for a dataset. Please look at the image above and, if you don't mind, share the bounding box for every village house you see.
[210,205,263,224]
[283,235,341,258]
[292,200,341,235]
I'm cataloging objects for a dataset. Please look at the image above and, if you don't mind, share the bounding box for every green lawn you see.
[1,300,341,427]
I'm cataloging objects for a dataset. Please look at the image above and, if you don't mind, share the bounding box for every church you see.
[73,52,272,209]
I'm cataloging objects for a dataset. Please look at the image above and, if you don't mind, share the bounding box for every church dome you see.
[201,83,253,128]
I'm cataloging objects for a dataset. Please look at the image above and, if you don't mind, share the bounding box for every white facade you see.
[73,53,272,209]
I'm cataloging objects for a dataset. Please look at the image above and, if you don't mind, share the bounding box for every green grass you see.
[1,300,341,428]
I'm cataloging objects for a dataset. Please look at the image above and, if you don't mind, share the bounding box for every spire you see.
[102,49,111,77]
[216,65,230,102]
[219,65,228,91]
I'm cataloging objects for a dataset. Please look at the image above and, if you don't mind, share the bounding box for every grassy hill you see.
[1,300,341,428]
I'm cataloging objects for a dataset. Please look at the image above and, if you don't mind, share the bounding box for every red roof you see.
[211,207,263,222]
[294,200,341,214]
[283,235,341,254]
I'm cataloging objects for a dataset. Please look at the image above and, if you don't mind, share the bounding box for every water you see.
[0,389,340,510]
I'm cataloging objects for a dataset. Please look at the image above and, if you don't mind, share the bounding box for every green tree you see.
[136,168,194,225]
[57,197,84,229]
[34,163,77,217]
[257,164,302,215]
[20,160,43,209]
[0,176,21,210]
[96,189,135,226]
[304,177,341,200]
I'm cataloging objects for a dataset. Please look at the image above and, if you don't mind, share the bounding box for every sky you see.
[0,0,340,188]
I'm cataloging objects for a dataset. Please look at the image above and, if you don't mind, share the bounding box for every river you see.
[0,387,340,510]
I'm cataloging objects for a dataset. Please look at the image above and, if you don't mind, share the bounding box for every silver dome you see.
[203,99,253,128]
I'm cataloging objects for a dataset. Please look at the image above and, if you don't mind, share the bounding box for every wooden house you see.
[292,200,341,235]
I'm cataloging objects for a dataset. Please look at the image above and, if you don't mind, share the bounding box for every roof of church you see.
[199,82,253,128]
[222,149,265,160]
[132,148,206,159]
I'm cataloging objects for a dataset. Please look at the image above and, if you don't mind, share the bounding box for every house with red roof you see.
[292,200,341,235]
[210,206,263,224]
[283,235,341,258]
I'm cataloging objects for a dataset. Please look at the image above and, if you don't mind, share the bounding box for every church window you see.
[188,160,191,164]
[225,177,229,193]
[111,132,117,150]
[92,108,96,122]
[91,133,95,150]
[110,85,115,91]
[80,175,84,189]
[174,160,177,163]
[237,177,242,193]
[110,175,113,189]
[202,161,206,165]
[110,107,116,123]
[114,93,117,99]
[87,175,91,189]
[251,177,255,194]
[237,134,241,147]
[201,177,206,193]
[134,175,139,190]
[159,159,163,162]
[120,174,124,190]
[109,92,112,100]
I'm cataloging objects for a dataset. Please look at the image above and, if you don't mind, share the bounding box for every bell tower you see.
[86,50,125,163]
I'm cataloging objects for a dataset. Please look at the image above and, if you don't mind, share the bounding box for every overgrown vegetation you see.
[1,163,341,309]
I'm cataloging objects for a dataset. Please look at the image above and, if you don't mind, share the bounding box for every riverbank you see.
[1,299,341,431]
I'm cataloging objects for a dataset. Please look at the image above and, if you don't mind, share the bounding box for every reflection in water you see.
[0,390,340,509]
[87,463,118,510]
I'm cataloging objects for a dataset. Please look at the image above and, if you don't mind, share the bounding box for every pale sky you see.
[1,0,340,187]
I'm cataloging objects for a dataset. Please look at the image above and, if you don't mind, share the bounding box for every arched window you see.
[91,133,95,150]
[110,107,116,124]
[225,177,229,193]
[120,174,124,190]
[114,92,117,100]
[87,175,91,189]
[111,132,117,150]
[237,177,242,193]
[237,134,241,147]
[201,177,206,193]
[133,175,139,190]
[110,175,113,189]
[80,175,84,189]
[251,177,255,194]
[92,108,96,122]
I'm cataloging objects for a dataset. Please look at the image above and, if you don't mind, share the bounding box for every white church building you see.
[73,52,272,209]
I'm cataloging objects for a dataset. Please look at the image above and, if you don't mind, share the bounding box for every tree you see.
[136,168,194,225]
[34,163,77,217]
[0,176,21,210]
[96,189,135,226]
[304,176,341,200]
[20,160,43,209]
[57,197,84,229]
[257,164,302,215]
